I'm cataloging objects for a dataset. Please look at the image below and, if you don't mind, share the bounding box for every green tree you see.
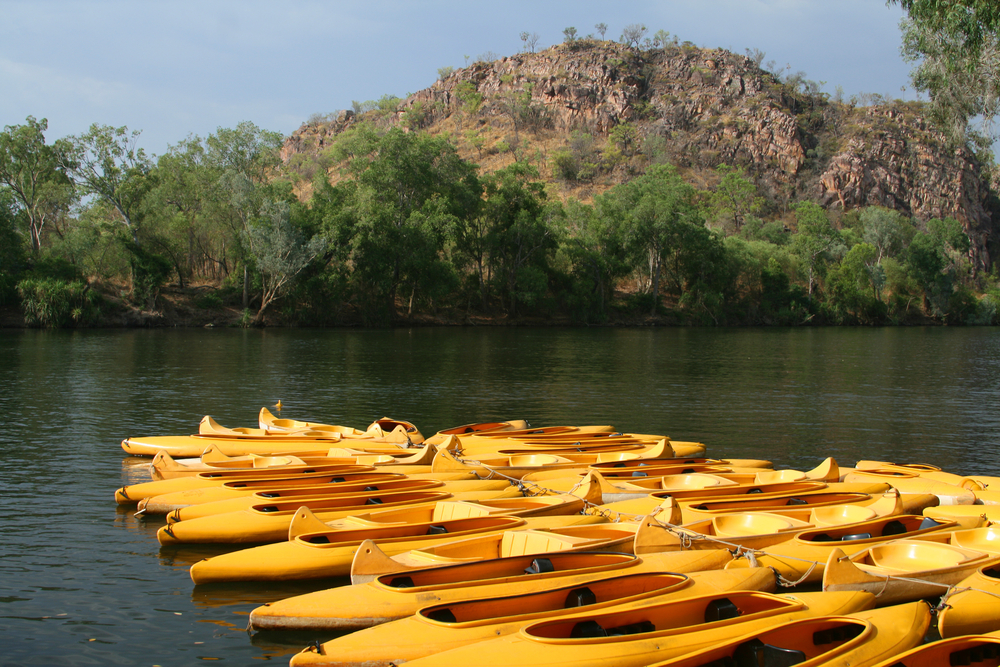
[0,116,74,254]
[707,165,764,232]
[335,127,480,324]
[827,242,888,323]
[146,136,231,288]
[905,217,971,315]
[859,206,914,261]
[205,121,285,307]
[792,202,844,296]
[243,200,326,323]
[0,188,27,305]
[560,198,629,321]
[600,164,705,315]
[478,162,554,316]
[890,0,1000,144]
[63,124,153,247]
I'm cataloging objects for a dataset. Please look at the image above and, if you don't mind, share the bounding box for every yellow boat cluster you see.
[116,409,1000,667]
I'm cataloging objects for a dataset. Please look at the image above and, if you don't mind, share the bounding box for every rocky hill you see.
[282,40,998,272]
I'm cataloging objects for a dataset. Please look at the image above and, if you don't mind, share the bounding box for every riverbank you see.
[1,281,944,328]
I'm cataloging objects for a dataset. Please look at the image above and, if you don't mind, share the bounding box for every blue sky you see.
[1,0,913,156]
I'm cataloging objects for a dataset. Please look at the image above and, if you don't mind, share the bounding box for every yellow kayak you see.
[633,511,814,554]
[114,464,380,504]
[125,415,424,457]
[589,489,901,525]
[348,522,640,582]
[642,602,931,667]
[822,540,999,606]
[924,504,1000,525]
[725,514,962,584]
[189,514,607,583]
[247,550,735,631]
[631,497,905,555]
[142,475,510,515]
[149,442,438,479]
[937,564,1000,638]
[676,486,898,523]
[158,488,561,545]
[391,590,875,667]
[866,630,1000,667]
[314,492,592,531]
[140,477,451,514]
[287,571,776,667]
[843,469,979,505]
[266,412,424,444]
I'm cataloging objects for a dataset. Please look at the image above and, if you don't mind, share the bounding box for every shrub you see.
[195,292,224,309]
[17,278,99,328]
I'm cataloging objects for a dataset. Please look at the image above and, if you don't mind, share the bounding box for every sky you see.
[0,0,915,157]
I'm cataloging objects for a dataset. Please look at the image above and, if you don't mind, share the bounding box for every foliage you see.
[621,24,648,49]
[596,164,708,315]
[519,31,540,53]
[891,0,1000,144]
[0,188,27,305]
[904,217,971,315]
[243,200,326,323]
[707,165,764,232]
[329,127,480,324]
[0,116,74,254]
[792,202,845,296]
[16,277,99,327]
[62,124,154,246]
[123,240,173,309]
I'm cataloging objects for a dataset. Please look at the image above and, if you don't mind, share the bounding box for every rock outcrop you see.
[283,41,997,270]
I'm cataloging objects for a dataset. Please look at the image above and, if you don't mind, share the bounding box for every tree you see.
[0,188,27,304]
[243,200,326,323]
[562,27,578,44]
[792,202,844,296]
[859,206,914,262]
[479,162,554,316]
[707,165,764,232]
[146,136,235,287]
[652,29,671,48]
[621,24,648,49]
[63,124,153,246]
[561,198,629,321]
[828,242,888,323]
[519,31,540,53]
[205,121,285,307]
[595,23,608,40]
[890,0,1000,144]
[905,217,971,315]
[599,164,705,315]
[335,127,480,324]
[0,117,74,254]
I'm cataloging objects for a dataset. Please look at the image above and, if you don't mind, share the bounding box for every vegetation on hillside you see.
[2,14,999,328]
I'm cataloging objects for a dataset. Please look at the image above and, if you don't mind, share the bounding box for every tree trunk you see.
[242,266,249,309]
[650,250,662,316]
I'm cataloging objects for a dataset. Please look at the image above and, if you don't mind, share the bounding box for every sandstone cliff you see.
[283,41,998,271]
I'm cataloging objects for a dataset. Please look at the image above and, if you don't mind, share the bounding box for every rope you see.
[440,450,1000,596]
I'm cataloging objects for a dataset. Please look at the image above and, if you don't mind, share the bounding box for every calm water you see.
[1,327,999,666]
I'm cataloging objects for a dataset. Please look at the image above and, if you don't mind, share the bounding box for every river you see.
[1,327,998,665]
